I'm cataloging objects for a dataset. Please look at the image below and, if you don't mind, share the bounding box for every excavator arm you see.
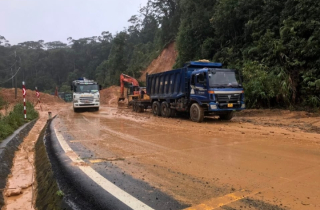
[119,73,140,100]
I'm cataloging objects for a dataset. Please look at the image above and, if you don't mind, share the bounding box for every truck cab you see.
[71,78,101,112]
[187,62,245,120]
[190,68,245,117]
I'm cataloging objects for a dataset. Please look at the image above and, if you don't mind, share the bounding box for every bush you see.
[242,61,291,108]
[0,102,39,142]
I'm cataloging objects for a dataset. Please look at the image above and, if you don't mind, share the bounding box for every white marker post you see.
[22,81,26,119]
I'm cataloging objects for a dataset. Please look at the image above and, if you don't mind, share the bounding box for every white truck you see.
[71,78,101,112]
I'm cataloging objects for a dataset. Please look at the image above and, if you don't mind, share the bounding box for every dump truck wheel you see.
[161,102,170,117]
[219,112,234,120]
[190,103,204,122]
[152,101,161,116]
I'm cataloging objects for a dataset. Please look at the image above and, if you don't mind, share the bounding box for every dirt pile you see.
[0,88,64,106]
[139,42,177,82]
[100,86,123,107]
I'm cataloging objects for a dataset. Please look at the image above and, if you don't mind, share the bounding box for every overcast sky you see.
[1,0,149,45]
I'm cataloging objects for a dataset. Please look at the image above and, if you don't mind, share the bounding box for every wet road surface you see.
[52,106,320,210]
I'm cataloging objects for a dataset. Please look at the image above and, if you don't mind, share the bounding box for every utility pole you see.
[14,51,17,99]
[11,67,13,88]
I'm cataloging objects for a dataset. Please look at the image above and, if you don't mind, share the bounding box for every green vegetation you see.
[175,0,320,108]
[1,0,319,109]
[56,190,64,197]
[0,0,179,92]
[0,102,38,141]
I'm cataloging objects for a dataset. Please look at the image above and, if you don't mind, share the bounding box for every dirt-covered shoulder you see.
[236,109,320,134]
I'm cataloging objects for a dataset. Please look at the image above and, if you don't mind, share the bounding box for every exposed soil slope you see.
[0,88,64,116]
[0,88,64,105]
[139,42,177,82]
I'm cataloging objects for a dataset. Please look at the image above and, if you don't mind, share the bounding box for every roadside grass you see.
[0,101,39,142]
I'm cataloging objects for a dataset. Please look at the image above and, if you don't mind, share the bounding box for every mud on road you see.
[53,106,320,210]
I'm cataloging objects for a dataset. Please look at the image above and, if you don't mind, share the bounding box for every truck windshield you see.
[74,84,99,93]
[208,71,241,88]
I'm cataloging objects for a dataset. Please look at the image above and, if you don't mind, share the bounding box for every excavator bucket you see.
[118,97,127,108]
[118,97,125,102]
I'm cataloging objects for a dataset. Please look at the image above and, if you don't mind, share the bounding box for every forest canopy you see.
[1,0,319,108]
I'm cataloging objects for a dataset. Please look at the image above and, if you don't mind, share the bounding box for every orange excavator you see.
[118,73,146,106]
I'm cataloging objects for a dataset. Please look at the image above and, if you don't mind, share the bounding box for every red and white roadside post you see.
[22,81,26,119]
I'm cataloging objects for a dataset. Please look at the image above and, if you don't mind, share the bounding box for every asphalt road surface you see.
[51,105,320,210]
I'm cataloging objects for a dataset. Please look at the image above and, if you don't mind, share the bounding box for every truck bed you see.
[146,68,190,100]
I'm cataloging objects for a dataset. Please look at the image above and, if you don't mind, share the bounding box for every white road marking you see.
[53,126,154,210]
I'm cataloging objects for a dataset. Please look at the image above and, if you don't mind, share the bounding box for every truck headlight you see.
[95,99,100,102]
[210,105,217,109]
[73,99,78,103]
[241,104,246,108]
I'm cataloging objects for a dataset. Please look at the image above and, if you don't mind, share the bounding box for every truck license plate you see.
[228,103,233,108]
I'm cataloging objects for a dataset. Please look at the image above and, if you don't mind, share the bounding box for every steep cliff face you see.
[139,42,177,82]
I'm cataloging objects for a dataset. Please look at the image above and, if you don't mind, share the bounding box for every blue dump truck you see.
[132,61,245,122]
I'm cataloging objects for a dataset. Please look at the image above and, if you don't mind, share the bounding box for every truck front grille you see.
[216,94,240,103]
[80,97,94,103]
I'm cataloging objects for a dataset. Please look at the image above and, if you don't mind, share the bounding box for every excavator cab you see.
[127,85,140,97]
[118,85,140,102]
[126,85,141,106]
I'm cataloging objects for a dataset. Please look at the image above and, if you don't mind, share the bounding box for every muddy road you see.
[52,105,320,210]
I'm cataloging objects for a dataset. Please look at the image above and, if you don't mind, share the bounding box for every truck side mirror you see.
[99,85,102,90]
[70,85,73,91]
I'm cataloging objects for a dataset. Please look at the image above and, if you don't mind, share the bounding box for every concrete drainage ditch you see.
[35,118,71,210]
[0,120,36,208]
[0,119,72,210]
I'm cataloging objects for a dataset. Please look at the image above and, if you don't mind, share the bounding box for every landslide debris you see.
[0,88,64,106]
